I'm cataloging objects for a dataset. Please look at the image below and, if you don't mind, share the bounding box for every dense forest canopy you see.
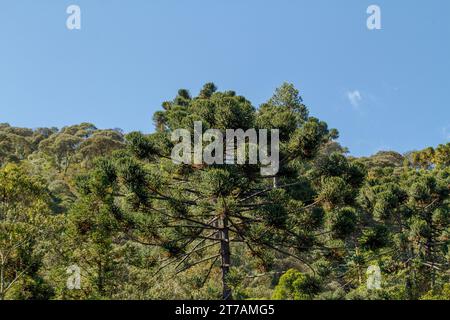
[0,83,448,300]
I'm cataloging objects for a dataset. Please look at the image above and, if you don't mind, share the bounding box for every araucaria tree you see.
[82,83,345,299]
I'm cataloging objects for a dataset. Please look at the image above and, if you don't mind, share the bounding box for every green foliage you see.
[0,164,54,300]
[272,269,321,300]
[328,207,358,240]
[0,83,448,301]
[420,283,450,300]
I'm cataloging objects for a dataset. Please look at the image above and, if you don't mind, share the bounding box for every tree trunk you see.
[220,215,232,300]
[424,209,436,290]
[355,246,362,285]
[405,244,416,299]
[273,176,279,188]
[0,261,4,300]
[0,276,3,300]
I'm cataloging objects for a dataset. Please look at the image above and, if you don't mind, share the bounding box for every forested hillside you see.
[0,83,448,300]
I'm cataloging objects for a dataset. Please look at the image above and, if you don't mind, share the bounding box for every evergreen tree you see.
[83,83,341,299]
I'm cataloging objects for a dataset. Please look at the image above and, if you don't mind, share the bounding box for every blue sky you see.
[0,0,449,156]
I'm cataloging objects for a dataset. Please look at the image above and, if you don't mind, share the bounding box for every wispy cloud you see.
[347,90,362,109]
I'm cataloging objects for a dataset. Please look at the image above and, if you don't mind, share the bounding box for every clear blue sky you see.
[1,0,449,156]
